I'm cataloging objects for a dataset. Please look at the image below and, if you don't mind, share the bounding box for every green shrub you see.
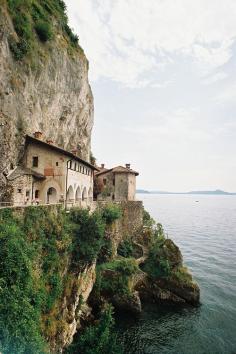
[117,239,134,258]
[0,206,76,353]
[143,242,171,279]
[0,215,47,353]
[97,237,113,264]
[70,208,105,264]
[64,24,79,46]
[101,204,122,224]
[95,259,139,297]
[143,208,155,227]
[65,305,123,354]
[35,21,53,42]
[6,0,79,60]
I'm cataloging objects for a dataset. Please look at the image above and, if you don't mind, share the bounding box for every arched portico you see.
[82,187,87,207]
[46,187,58,204]
[67,186,74,199]
[75,186,82,206]
[88,187,93,204]
[66,185,75,207]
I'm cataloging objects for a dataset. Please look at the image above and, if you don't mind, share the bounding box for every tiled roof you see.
[7,166,45,181]
[95,165,139,177]
[95,166,109,175]
[25,135,98,171]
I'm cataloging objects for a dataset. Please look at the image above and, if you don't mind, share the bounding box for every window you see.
[35,190,39,198]
[56,162,59,166]
[69,161,72,169]
[74,163,77,171]
[26,190,30,197]
[32,156,38,167]
[113,179,115,186]
[17,189,22,193]
[82,167,84,174]
[103,178,107,185]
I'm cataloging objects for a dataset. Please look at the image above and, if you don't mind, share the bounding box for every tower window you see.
[32,156,38,167]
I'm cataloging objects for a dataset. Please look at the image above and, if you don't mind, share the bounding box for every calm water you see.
[117,194,236,354]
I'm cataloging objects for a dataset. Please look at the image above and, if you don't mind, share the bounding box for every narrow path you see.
[133,240,149,265]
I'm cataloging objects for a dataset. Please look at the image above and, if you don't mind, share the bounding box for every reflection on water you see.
[117,195,236,354]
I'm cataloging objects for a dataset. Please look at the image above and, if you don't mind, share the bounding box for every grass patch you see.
[101,204,122,224]
[94,259,139,298]
[6,0,79,61]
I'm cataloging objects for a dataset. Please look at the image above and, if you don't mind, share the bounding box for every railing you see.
[0,201,63,209]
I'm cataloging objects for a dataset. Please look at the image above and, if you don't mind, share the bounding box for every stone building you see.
[94,164,139,201]
[6,132,97,208]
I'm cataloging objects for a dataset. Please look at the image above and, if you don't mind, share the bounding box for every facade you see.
[94,164,139,202]
[6,132,97,208]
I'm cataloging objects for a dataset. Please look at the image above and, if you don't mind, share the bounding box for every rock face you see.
[53,263,96,353]
[90,202,200,318]
[0,4,93,198]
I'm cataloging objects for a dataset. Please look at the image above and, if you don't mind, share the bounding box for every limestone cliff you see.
[0,1,93,198]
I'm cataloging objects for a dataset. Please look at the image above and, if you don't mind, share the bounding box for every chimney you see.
[34,131,43,140]
[46,139,53,145]
[125,163,131,169]
[101,163,105,169]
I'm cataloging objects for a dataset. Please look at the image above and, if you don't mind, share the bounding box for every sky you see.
[65,0,236,192]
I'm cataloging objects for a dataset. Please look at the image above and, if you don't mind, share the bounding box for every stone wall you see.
[95,200,144,256]
[8,174,33,206]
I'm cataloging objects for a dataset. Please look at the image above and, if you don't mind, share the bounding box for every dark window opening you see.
[10,163,14,170]
[48,187,53,195]
[26,190,30,197]
[32,156,38,167]
[56,162,59,166]
[113,179,115,186]
[103,178,107,185]
[17,189,22,193]
[35,190,39,198]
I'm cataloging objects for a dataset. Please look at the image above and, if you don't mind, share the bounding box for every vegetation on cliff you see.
[5,0,79,60]
[65,304,123,354]
[0,204,123,354]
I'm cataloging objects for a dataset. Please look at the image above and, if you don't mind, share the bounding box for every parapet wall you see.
[117,201,143,238]
[2,203,63,218]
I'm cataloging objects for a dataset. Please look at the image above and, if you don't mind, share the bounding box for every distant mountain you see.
[186,189,236,195]
[136,189,236,195]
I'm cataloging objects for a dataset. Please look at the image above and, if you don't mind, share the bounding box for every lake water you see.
[117,194,236,354]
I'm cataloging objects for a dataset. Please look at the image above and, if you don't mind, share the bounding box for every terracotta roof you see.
[7,166,45,181]
[95,166,109,175]
[96,165,139,177]
[25,135,98,171]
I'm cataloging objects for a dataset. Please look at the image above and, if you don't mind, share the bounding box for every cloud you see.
[66,0,236,87]
[65,0,236,87]
[202,72,228,85]
[214,82,236,103]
